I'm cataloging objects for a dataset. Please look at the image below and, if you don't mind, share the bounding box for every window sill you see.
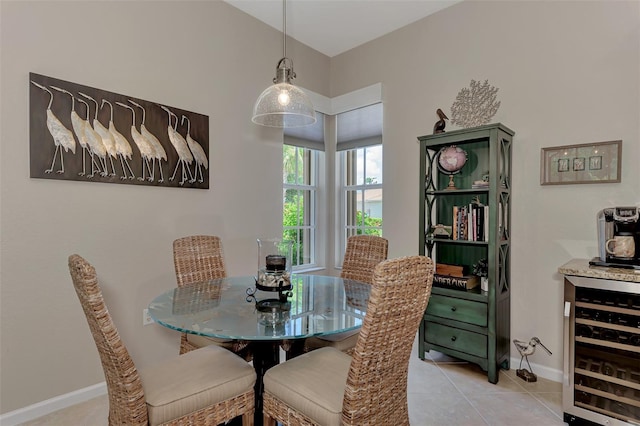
[293,266,326,274]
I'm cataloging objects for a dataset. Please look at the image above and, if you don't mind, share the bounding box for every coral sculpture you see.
[450,79,501,128]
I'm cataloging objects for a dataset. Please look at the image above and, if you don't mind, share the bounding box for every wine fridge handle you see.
[563,301,571,387]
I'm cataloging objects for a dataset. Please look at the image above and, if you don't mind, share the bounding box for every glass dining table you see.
[148,274,370,425]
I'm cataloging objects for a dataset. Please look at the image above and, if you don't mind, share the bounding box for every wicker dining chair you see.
[68,254,256,426]
[304,235,388,354]
[173,235,251,359]
[262,255,434,426]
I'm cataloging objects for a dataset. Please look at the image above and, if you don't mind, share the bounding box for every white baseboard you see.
[0,382,107,426]
[510,356,563,384]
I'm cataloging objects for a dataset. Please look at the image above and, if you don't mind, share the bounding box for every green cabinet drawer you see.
[425,322,487,358]
[426,295,487,327]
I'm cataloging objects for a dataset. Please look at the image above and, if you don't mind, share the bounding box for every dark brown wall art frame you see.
[29,72,210,188]
[540,140,621,185]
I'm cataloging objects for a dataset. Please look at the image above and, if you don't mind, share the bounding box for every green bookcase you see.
[418,123,514,384]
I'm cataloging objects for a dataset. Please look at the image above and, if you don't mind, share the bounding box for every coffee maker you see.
[591,207,640,269]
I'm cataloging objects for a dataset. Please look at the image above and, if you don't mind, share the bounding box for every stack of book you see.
[434,263,479,291]
[452,203,489,242]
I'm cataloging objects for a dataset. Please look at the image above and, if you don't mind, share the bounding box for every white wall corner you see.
[303,82,382,116]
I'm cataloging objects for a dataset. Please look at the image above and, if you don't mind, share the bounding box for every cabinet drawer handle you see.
[451,306,457,312]
[451,336,457,342]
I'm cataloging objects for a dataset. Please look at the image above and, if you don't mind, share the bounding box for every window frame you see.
[337,144,383,268]
[283,144,320,271]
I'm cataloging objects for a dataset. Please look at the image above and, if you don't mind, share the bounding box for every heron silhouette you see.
[79,92,117,176]
[160,105,194,186]
[181,115,208,183]
[31,81,76,174]
[101,100,135,180]
[115,102,154,182]
[50,86,89,176]
[129,100,167,183]
[76,98,108,178]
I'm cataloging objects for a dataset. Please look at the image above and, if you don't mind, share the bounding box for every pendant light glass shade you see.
[252,0,316,128]
[252,66,316,127]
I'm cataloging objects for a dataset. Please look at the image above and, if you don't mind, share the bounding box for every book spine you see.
[484,205,489,242]
[467,205,472,241]
[472,205,477,241]
[452,206,458,241]
[476,205,483,242]
[459,206,466,241]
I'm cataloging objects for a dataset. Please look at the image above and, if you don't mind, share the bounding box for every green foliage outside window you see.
[285,197,382,266]
[283,194,303,266]
[353,210,382,236]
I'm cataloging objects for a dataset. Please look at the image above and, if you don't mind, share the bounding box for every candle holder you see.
[254,238,293,293]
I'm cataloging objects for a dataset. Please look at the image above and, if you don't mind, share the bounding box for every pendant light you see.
[252,0,316,128]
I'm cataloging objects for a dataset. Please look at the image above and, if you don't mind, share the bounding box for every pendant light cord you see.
[282,0,287,58]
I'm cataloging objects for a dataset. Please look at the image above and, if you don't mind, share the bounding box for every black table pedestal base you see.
[251,341,281,426]
[249,340,307,425]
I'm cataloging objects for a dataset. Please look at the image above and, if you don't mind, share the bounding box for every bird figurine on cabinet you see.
[433,108,448,134]
[513,337,552,382]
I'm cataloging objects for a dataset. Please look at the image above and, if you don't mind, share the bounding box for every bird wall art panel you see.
[29,72,210,188]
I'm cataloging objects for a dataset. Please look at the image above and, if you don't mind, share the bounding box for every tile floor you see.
[18,340,566,426]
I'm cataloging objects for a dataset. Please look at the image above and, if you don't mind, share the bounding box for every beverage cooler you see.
[563,275,640,425]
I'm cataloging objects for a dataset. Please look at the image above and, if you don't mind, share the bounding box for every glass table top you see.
[148,275,370,341]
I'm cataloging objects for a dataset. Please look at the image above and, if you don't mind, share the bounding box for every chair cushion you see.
[305,329,359,352]
[264,347,352,425]
[140,345,255,425]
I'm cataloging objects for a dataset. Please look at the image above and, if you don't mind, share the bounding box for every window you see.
[337,104,383,265]
[283,113,324,269]
[340,146,383,238]
[281,86,383,273]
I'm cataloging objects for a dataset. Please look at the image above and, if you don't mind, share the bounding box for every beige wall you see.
[1,0,639,415]
[0,0,329,413]
[331,0,639,377]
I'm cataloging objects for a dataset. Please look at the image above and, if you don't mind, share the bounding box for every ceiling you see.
[224,0,463,57]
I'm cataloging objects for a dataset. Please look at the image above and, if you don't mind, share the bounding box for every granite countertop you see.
[558,258,640,283]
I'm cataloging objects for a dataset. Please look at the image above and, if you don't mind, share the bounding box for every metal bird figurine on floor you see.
[513,337,552,382]
[433,108,448,134]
